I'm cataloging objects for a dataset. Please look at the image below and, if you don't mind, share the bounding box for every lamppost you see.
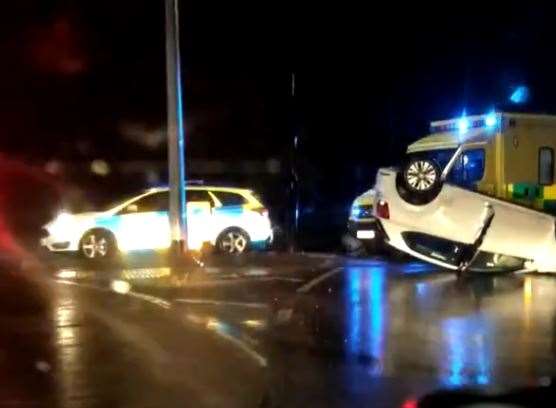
[165,0,188,255]
[289,72,300,252]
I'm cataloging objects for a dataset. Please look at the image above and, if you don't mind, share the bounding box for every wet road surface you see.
[2,251,556,406]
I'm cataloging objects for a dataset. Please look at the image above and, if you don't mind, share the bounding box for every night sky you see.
[2,1,556,229]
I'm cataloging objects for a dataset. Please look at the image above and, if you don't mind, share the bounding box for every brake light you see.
[401,398,418,408]
[376,200,389,219]
[253,207,269,217]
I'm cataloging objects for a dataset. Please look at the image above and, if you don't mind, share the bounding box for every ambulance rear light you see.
[376,200,390,219]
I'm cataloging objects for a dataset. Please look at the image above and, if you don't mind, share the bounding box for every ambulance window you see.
[461,149,485,183]
[539,147,554,185]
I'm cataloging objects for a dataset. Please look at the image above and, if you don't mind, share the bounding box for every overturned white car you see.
[374,112,556,273]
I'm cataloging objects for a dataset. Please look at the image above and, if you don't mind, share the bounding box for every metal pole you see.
[165,0,188,254]
[289,72,300,252]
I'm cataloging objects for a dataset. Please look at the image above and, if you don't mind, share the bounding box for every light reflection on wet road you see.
[313,263,556,389]
[9,253,556,406]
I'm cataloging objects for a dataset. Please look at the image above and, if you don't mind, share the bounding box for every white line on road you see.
[174,298,269,309]
[127,291,171,309]
[181,276,303,288]
[184,314,268,368]
[296,267,343,294]
[55,279,267,368]
[56,279,171,309]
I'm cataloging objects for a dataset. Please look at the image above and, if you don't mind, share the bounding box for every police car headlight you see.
[48,212,75,237]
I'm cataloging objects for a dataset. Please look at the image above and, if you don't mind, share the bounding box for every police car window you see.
[213,191,246,206]
[133,192,168,212]
[539,147,554,185]
[186,190,212,202]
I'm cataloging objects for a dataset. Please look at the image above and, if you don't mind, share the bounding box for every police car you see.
[347,189,381,252]
[41,186,273,259]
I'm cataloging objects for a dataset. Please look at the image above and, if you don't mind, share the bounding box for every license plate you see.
[356,230,375,239]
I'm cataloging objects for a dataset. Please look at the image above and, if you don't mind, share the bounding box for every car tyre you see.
[396,158,443,205]
[216,228,250,255]
[79,229,117,260]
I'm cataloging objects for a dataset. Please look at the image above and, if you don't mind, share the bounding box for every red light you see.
[376,200,390,219]
[401,398,418,408]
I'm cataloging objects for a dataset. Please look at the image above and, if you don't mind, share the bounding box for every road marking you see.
[184,314,268,368]
[55,279,266,368]
[56,279,171,309]
[296,267,343,293]
[174,298,268,309]
[180,276,303,288]
[127,291,171,309]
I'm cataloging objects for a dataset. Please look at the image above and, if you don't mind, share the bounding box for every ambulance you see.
[373,112,556,272]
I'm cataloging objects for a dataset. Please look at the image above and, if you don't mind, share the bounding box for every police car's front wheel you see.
[79,229,117,260]
[216,228,250,255]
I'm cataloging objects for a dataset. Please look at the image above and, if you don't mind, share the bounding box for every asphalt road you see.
[2,251,556,407]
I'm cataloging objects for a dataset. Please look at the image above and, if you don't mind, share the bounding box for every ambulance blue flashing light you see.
[510,86,529,104]
[485,112,497,127]
[458,117,469,134]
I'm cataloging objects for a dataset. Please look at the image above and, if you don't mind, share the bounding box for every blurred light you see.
[111,280,131,294]
[524,277,533,301]
[485,112,497,127]
[347,268,361,357]
[415,282,428,296]
[242,319,267,329]
[458,117,469,134]
[443,317,492,387]
[35,360,51,373]
[185,313,204,325]
[57,269,77,279]
[346,267,385,371]
[121,267,171,280]
[90,159,110,176]
[44,160,63,175]
[351,206,361,218]
[463,155,469,166]
[206,317,230,334]
[401,262,431,274]
[510,86,529,104]
[401,398,418,408]
[356,230,375,239]
[48,212,77,237]
[477,374,489,385]
[369,267,385,363]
